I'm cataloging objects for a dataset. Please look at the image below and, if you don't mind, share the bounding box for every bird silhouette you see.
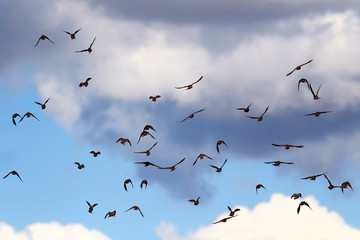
[143,125,157,133]
[149,95,161,102]
[236,102,252,112]
[140,180,148,190]
[301,173,325,181]
[340,181,353,193]
[264,161,294,166]
[209,159,227,173]
[286,59,313,76]
[304,111,332,117]
[180,109,205,123]
[76,37,96,53]
[290,193,302,200]
[18,112,40,123]
[104,210,116,219]
[212,215,237,224]
[227,206,240,217]
[158,158,185,171]
[34,97,50,110]
[175,76,203,90]
[12,113,21,126]
[74,162,85,169]
[34,35,54,47]
[323,175,340,190]
[193,154,213,166]
[216,140,228,153]
[246,106,269,122]
[90,151,101,157]
[134,142,158,156]
[309,84,321,100]
[137,130,156,144]
[125,206,144,217]
[271,144,304,150]
[189,197,200,205]
[297,201,312,214]
[256,184,267,195]
[116,137,132,147]
[86,201,98,213]
[64,28,81,39]
[124,179,134,191]
[79,78,91,87]
[298,78,310,91]
[3,171,23,182]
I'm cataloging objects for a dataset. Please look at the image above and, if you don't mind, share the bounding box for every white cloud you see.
[0,222,110,240]
[155,193,360,240]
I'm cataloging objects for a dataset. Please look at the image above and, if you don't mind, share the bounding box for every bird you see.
[264,161,294,166]
[175,76,203,90]
[180,109,205,123]
[297,201,312,214]
[143,125,157,133]
[116,137,132,147]
[323,175,340,190]
[137,130,156,144]
[340,181,353,193]
[134,161,160,168]
[236,102,252,112]
[309,84,321,100]
[149,95,161,102]
[124,179,134,191]
[286,59,313,76]
[34,35,54,47]
[34,97,50,110]
[134,142,158,156]
[125,206,144,217]
[140,180,148,190]
[86,201,98,213]
[74,162,85,169]
[18,112,40,123]
[189,197,200,205]
[12,113,21,126]
[298,78,310,91]
[301,173,325,181]
[304,111,332,117]
[216,140,228,153]
[209,159,227,173]
[90,151,101,157]
[79,78,91,87]
[256,184,267,195]
[76,37,96,53]
[193,154,213,166]
[212,216,237,224]
[64,28,81,39]
[290,193,302,200]
[158,158,185,171]
[271,144,304,150]
[3,171,23,182]
[104,210,116,219]
[227,206,240,217]
[246,106,269,122]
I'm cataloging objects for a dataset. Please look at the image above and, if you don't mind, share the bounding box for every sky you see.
[1,0,360,239]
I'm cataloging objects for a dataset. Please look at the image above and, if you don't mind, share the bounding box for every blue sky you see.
[1,0,360,239]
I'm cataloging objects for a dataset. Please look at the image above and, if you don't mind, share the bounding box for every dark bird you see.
[180,109,205,123]
[256,184,267,195]
[34,97,50,110]
[137,130,156,144]
[140,180,148,190]
[271,144,304,150]
[34,35,54,47]
[134,161,159,168]
[264,161,294,166]
[304,111,332,117]
[301,173,325,181]
[86,201,98,213]
[134,142,158,156]
[79,78,91,87]
[3,171,23,182]
[246,106,269,122]
[216,140,228,153]
[125,206,144,217]
[175,76,203,90]
[236,102,252,112]
[340,181,353,193]
[212,216,237,224]
[149,95,161,102]
[324,175,340,190]
[189,197,200,205]
[309,84,321,100]
[286,59,313,76]
[227,206,240,217]
[158,158,185,171]
[297,201,312,214]
[76,37,96,53]
[116,137,132,147]
[104,210,116,219]
[124,179,134,191]
[90,151,101,157]
[193,154,213,166]
[209,159,227,173]
[74,162,85,169]
[298,78,310,91]
[64,28,81,39]
[12,113,21,126]
[143,125,157,133]
[18,112,40,123]
[290,193,302,200]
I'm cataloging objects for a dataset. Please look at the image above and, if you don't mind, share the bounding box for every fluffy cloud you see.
[0,222,110,240]
[155,193,360,240]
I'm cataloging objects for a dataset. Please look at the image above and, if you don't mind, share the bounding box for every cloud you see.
[155,193,360,240]
[0,222,110,240]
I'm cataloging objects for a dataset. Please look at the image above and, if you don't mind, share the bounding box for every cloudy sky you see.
[1,0,360,239]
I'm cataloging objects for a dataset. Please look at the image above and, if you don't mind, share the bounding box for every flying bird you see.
[340,181,353,193]
[271,144,304,150]
[79,78,91,87]
[298,78,310,91]
[3,171,23,182]
[180,109,205,123]
[134,142,158,156]
[158,158,185,171]
[76,37,96,53]
[86,201,98,213]
[264,161,294,166]
[189,197,200,205]
[18,112,40,123]
[209,159,227,173]
[236,102,252,112]
[290,193,302,200]
[324,175,340,190]
[193,154,213,166]
[34,97,50,110]
[104,210,116,219]
[140,180,148,190]
[149,95,161,102]
[175,76,203,90]
[227,206,240,217]
[134,161,159,168]
[246,106,269,122]
[297,201,312,214]
[286,59,313,76]
[137,130,156,144]
[212,216,237,224]
[256,184,267,195]
[74,162,85,169]
[304,111,332,117]
[309,84,321,100]
[124,179,134,191]
[216,140,228,153]
[12,113,21,126]
[64,28,81,39]
[125,206,144,217]
[90,151,101,157]
[116,137,132,147]
[301,173,325,181]
[143,125,157,133]
[34,35,54,47]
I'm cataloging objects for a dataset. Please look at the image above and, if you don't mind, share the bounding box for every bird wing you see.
[271,144,283,147]
[175,158,185,166]
[304,112,316,116]
[3,172,11,179]
[180,115,190,123]
[309,84,316,97]
[191,76,203,85]
[220,159,228,168]
[246,116,259,120]
[28,113,39,121]
[194,108,205,114]
[76,49,88,53]
[45,36,55,44]
[34,37,41,47]
[89,37,96,48]
[64,31,72,35]
[14,172,23,182]
[74,28,82,34]
[300,59,313,67]
[149,142,158,151]
[260,106,269,117]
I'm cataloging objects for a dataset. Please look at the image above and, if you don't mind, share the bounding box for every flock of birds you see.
[5,29,354,227]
